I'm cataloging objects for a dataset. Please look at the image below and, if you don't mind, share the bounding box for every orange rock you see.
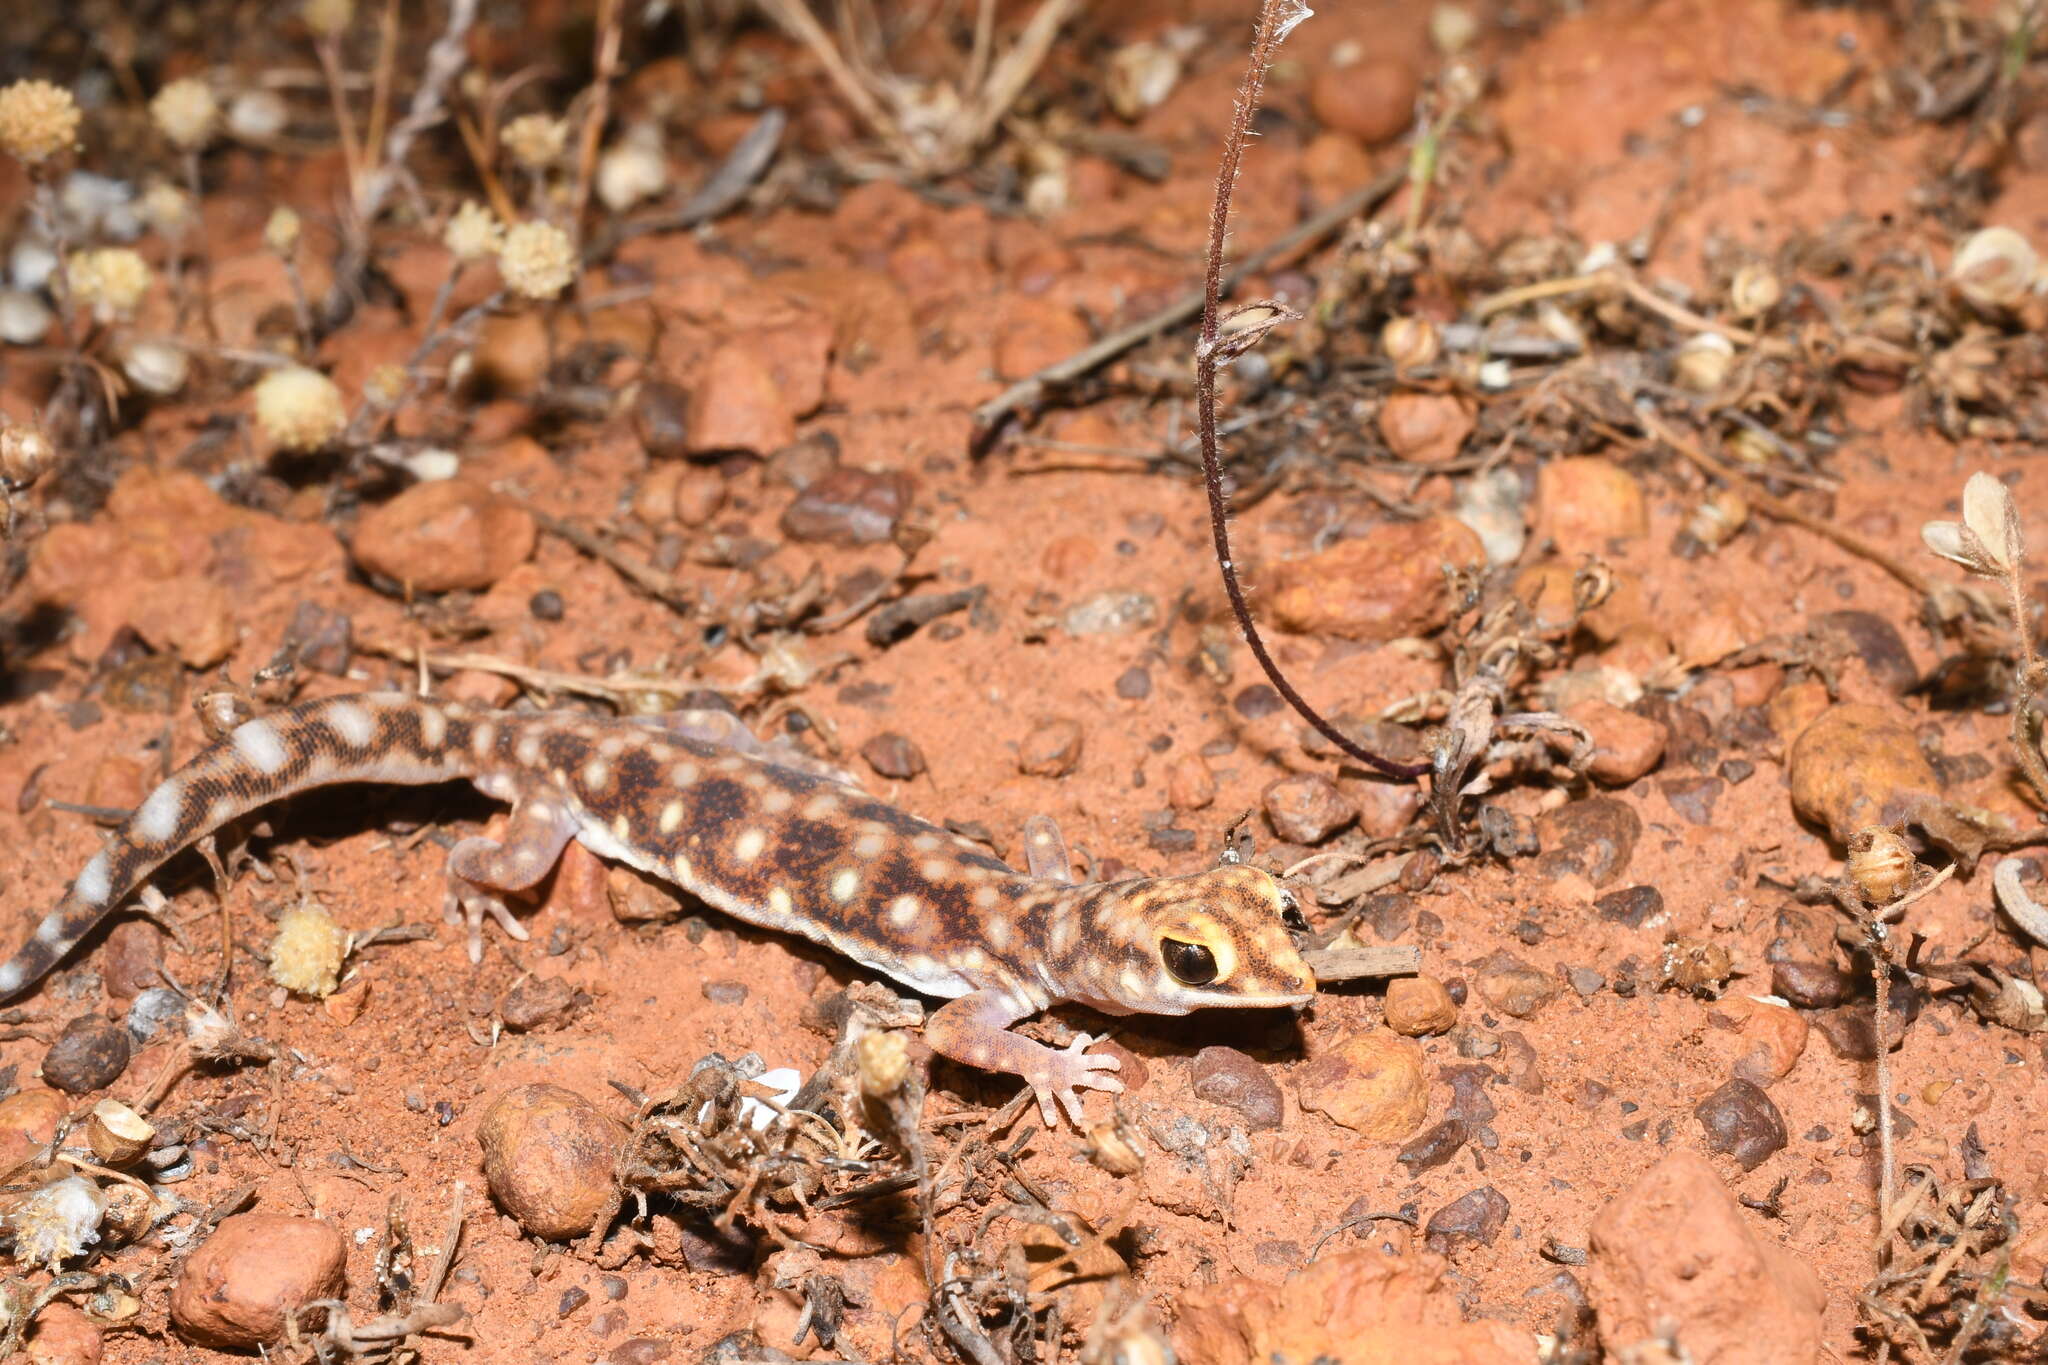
[1384,975,1458,1036]
[1379,392,1475,464]
[351,479,537,593]
[1301,129,1376,208]
[470,311,550,394]
[1174,1246,1535,1365]
[692,339,798,454]
[1534,456,1648,552]
[1295,1030,1428,1139]
[1309,57,1420,146]
[0,1088,69,1172]
[1566,698,1668,785]
[1712,995,1809,1082]
[1586,1149,1826,1364]
[1768,679,1831,743]
[169,1211,347,1349]
[1787,703,1942,844]
[477,1084,625,1240]
[23,1301,101,1365]
[994,296,1090,381]
[1673,593,1767,670]
[1267,517,1485,642]
[1166,753,1216,811]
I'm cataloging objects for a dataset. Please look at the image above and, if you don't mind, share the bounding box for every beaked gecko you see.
[0,693,1317,1124]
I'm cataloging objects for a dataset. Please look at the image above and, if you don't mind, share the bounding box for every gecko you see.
[0,693,1318,1126]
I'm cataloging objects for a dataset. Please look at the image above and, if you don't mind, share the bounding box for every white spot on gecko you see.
[734,829,766,864]
[761,788,793,814]
[889,895,921,927]
[471,722,497,756]
[135,780,183,842]
[768,887,793,917]
[582,759,610,790]
[232,718,288,774]
[670,763,700,787]
[853,832,886,859]
[830,869,859,902]
[659,800,685,834]
[419,705,448,748]
[0,962,22,996]
[973,885,999,909]
[73,851,112,906]
[36,913,68,944]
[327,701,375,747]
[516,734,542,766]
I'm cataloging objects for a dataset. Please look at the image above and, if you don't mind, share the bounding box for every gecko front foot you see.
[1025,1033,1124,1128]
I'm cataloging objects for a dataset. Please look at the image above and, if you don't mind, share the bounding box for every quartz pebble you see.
[1262,773,1356,845]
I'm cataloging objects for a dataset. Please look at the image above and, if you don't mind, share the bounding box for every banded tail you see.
[0,693,486,1000]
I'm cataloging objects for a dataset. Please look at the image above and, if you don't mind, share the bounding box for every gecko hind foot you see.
[1026,1033,1124,1128]
[443,875,531,963]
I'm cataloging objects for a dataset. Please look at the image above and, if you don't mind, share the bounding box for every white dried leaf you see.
[1273,0,1314,44]
[1960,470,2020,576]
[1920,519,1998,577]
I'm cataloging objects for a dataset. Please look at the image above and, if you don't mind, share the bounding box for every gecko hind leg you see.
[443,794,580,962]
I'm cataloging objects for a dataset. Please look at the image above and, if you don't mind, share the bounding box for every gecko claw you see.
[1028,1033,1125,1128]
[443,883,530,963]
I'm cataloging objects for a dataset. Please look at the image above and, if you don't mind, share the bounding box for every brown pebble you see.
[781,467,915,547]
[702,980,748,1005]
[1295,1031,1427,1139]
[690,340,796,455]
[1535,796,1641,886]
[1788,703,1942,845]
[861,732,927,781]
[1384,975,1459,1036]
[1166,753,1216,811]
[1714,996,1809,1083]
[100,920,165,1002]
[1395,1118,1470,1173]
[609,1339,672,1365]
[478,1084,626,1240]
[23,1300,101,1365]
[1309,56,1418,145]
[633,379,692,459]
[1660,774,1724,825]
[1114,666,1152,700]
[1693,1077,1788,1170]
[1353,778,1423,840]
[351,479,537,593]
[0,1088,68,1172]
[1594,884,1663,928]
[500,976,587,1033]
[1423,1186,1510,1255]
[1377,392,1475,463]
[1262,773,1356,845]
[169,1212,347,1349]
[1266,516,1484,642]
[1190,1046,1285,1130]
[41,1014,131,1094]
[1018,719,1084,778]
[607,864,687,925]
[1533,456,1648,552]
[1474,951,1559,1020]
[1566,699,1667,786]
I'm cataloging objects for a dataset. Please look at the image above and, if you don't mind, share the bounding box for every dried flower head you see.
[1951,226,2038,312]
[269,902,349,996]
[140,180,194,235]
[1673,331,1735,394]
[364,362,408,407]
[65,247,153,320]
[0,422,55,488]
[227,88,289,141]
[497,220,576,300]
[253,365,347,450]
[264,205,302,256]
[500,113,568,169]
[0,79,81,165]
[443,200,502,262]
[595,133,669,213]
[150,77,219,151]
[9,1175,107,1268]
[1847,826,1916,907]
[1922,470,2021,579]
[302,0,355,37]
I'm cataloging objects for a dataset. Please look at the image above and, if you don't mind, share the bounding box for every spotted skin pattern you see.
[3,693,1317,1125]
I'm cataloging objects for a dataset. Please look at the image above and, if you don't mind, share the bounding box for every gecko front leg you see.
[443,791,580,961]
[926,988,1123,1128]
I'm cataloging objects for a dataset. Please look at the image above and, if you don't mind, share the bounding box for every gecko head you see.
[1071,864,1316,1016]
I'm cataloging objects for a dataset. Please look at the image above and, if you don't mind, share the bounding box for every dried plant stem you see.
[1633,406,1934,597]
[356,638,702,707]
[354,0,480,225]
[569,0,625,239]
[1193,2,1424,781]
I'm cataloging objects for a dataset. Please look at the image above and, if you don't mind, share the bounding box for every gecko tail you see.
[0,692,485,1002]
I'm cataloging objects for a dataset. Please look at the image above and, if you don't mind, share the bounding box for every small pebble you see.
[1309,55,1419,145]
[1189,1046,1286,1130]
[42,1015,131,1094]
[1295,1031,1427,1139]
[1423,1186,1510,1255]
[1378,392,1474,463]
[1567,967,1606,997]
[633,379,692,460]
[1396,1118,1470,1173]
[1018,719,1084,777]
[1566,699,1668,786]
[1787,703,1942,845]
[1165,753,1215,811]
[1693,1077,1789,1170]
[1262,773,1356,845]
[558,1287,591,1318]
[169,1212,347,1349]
[500,976,586,1032]
[1475,951,1559,1019]
[1114,666,1152,700]
[351,479,537,594]
[609,1339,672,1365]
[1594,885,1663,929]
[530,590,565,621]
[1062,591,1159,637]
[1233,684,1282,718]
[99,921,165,1002]
[1660,774,1724,825]
[702,980,748,1006]
[478,1084,626,1240]
[780,467,914,547]
[1535,796,1641,887]
[1384,975,1459,1036]
[861,732,927,781]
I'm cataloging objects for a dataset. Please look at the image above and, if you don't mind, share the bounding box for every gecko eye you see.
[1278,889,1308,934]
[1161,937,1218,986]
